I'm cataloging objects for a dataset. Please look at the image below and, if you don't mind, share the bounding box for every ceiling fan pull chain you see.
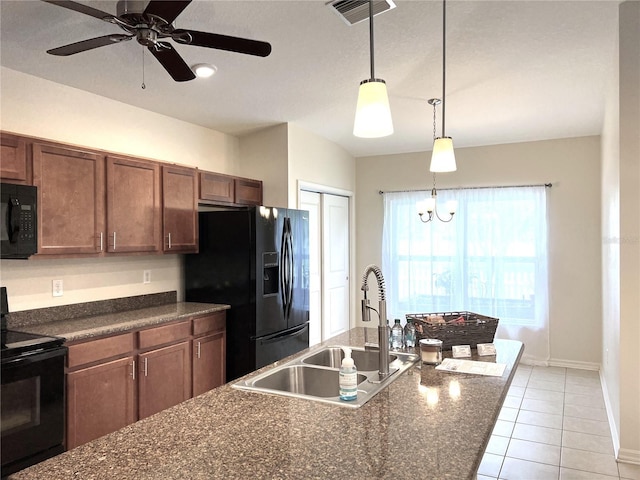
[141,47,146,89]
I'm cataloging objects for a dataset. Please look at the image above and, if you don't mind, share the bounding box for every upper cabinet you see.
[106,156,161,254]
[33,143,106,256]
[199,171,262,206]
[1,133,30,184]
[1,131,263,258]
[162,165,198,254]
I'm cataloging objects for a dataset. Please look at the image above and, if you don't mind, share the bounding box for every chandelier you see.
[417,98,457,223]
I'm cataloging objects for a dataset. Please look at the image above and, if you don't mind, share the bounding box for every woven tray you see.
[406,311,499,350]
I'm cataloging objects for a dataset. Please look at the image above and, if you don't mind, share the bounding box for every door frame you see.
[297,181,355,340]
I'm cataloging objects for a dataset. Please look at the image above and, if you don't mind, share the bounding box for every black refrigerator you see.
[185,206,309,381]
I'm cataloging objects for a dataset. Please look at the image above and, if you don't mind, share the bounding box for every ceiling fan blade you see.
[143,0,191,24]
[42,0,115,21]
[148,42,196,82]
[173,29,272,57]
[47,34,132,56]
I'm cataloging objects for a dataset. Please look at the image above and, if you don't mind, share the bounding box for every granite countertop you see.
[10,328,522,480]
[12,302,229,343]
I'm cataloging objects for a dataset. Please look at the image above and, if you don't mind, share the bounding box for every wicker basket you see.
[406,311,499,350]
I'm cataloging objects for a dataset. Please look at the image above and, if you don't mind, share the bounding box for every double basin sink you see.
[233,345,419,408]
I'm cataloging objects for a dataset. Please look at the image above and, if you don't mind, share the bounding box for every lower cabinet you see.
[138,341,191,419]
[66,356,136,450]
[65,311,226,449]
[193,331,225,397]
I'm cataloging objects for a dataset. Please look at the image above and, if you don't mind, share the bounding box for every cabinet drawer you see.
[193,311,226,336]
[68,332,135,369]
[138,320,191,350]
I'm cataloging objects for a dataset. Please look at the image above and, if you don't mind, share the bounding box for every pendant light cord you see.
[441,0,446,138]
[369,0,375,80]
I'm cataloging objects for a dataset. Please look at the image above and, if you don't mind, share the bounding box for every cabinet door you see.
[193,331,226,397]
[162,165,197,253]
[235,178,263,206]
[0,133,29,183]
[138,341,191,419]
[199,171,234,204]
[66,356,136,449]
[106,156,161,253]
[33,143,105,255]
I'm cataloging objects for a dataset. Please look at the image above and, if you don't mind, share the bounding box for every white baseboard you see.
[548,358,601,371]
[618,448,640,465]
[600,371,621,460]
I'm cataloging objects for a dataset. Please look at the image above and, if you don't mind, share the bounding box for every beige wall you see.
[600,0,640,463]
[0,67,240,311]
[355,136,603,366]
[238,124,289,208]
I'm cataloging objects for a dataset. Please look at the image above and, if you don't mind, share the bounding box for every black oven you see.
[1,288,67,478]
[0,182,38,259]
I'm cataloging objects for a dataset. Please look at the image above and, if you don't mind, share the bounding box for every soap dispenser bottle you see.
[339,347,357,401]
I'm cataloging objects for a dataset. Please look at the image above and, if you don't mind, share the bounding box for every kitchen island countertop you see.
[10,329,523,480]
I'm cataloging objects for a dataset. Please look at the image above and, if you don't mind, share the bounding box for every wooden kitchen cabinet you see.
[33,142,105,256]
[66,356,136,449]
[192,312,226,396]
[66,332,136,450]
[64,313,226,449]
[106,155,161,254]
[162,165,198,253]
[138,341,191,419]
[0,133,30,183]
[198,171,263,206]
[234,177,263,206]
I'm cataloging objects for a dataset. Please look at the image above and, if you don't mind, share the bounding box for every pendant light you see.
[418,98,456,223]
[430,0,456,172]
[353,0,393,138]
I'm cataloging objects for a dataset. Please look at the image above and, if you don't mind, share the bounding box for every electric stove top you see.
[1,329,65,361]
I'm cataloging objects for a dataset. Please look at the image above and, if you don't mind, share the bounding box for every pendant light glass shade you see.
[353,79,394,138]
[430,136,457,172]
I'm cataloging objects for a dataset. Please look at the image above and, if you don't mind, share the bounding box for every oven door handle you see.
[1,346,67,367]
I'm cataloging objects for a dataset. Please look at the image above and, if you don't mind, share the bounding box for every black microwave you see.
[1,183,38,259]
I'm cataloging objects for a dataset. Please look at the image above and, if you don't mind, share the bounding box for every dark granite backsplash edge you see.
[6,291,177,328]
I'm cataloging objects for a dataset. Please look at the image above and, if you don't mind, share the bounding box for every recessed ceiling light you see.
[192,64,217,78]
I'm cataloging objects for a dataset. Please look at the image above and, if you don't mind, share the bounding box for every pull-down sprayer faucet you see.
[360,264,390,378]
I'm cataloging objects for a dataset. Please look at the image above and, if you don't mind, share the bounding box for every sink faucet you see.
[360,264,390,378]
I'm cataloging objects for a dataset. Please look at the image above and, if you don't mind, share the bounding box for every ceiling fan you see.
[43,0,272,82]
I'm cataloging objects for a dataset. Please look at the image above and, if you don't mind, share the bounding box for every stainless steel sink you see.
[302,347,398,370]
[233,345,419,408]
[253,364,368,398]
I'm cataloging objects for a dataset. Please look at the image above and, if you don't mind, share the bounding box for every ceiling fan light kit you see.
[192,63,217,78]
[353,0,393,138]
[43,0,271,82]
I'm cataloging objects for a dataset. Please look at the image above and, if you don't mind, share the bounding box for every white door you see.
[321,194,350,339]
[299,191,322,346]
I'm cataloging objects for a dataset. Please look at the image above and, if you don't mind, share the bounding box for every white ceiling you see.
[0,0,620,157]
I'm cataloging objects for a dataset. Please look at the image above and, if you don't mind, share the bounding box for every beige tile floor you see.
[477,364,640,480]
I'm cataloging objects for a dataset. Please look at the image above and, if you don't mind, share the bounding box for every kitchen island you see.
[10,329,523,480]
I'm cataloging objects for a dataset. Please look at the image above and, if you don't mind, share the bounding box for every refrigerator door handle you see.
[256,322,309,344]
[280,217,294,321]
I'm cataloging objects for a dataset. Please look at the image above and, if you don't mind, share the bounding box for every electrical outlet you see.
[143,270,151,284]
[52,279,63,297]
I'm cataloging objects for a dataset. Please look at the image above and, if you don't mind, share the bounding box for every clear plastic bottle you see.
[404,318,416,349]
[391,318,404,351]
[339,347,358,401]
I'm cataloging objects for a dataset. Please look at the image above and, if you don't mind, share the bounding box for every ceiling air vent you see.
[327,0,397,26]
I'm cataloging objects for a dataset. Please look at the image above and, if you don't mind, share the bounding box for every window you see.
[382,186,549,358]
